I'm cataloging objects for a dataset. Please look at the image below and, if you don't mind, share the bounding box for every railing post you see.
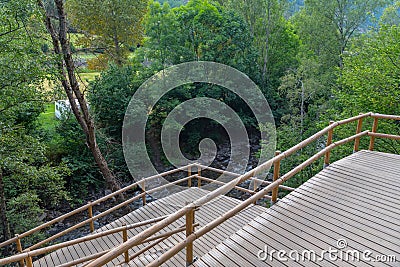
[122,224,129,264]
[185,206,195,266]
[252,174,258,205]
[271,151,281,205]
[142,180,146,206]
[188,166,192,188]
[369,117,379,151]
[353,114,364,153]
[324,121,335,168]
[25,249,33,267]
[88,202,95,233]
[15,234,25,267]
[197,167,201,188]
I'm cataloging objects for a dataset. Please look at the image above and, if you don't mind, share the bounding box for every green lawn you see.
[38,103,59,132]
[78,72,100,81]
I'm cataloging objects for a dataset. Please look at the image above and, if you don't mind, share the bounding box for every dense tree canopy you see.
[0,0,50,129]
[66,0,148,65]
[0,0,69,247]
[339,24,400,115]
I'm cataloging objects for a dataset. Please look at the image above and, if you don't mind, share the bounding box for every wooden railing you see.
[82,112,399,267]
[0,112,399,266]
[0,161,284,266]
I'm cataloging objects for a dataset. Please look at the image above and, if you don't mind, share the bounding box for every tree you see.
[0,1,70,250]
[0,0,50,130]
[0,130,69,245]
[380,1,400,26]
[37,0,121,192]
[66,0,148,65]
[339,24,400,115]
[297,0,389,69]
[90,0,266,169]
[144,0,259,72]
[219,0,300,120]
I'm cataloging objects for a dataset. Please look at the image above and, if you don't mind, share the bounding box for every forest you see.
[0,0,400,254]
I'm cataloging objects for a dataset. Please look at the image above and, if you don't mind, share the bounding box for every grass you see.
[78,72,100,81]
[77,72,101,88]
[38,103,59,132]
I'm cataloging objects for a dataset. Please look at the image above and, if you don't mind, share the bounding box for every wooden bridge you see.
[0,113,399,266]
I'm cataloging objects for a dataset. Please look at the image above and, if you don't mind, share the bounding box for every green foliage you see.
[0,129,69,243]
[52,118,104,202]
[0,131,69,206]
[380,1,400,25]
[66,0,148,65]
[337,24,400,153]
[6,193,45,244]
[157,0,185,7]
[340,25,400,115]
[0,0,53,131]
[218,0,300,121]
[144,0,259,75]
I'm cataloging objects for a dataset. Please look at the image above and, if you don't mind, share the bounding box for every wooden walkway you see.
[34,150,400,266]
[34,188,266,266]
[194,150,400,267]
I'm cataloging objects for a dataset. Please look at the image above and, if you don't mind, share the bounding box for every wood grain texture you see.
[194,150,400,267]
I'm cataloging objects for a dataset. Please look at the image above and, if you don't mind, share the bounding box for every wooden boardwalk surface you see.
[34,187,266,266]
[194,150,400,267]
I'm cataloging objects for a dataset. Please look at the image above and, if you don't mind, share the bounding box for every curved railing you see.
[1,112,399,266]
[85,112,400,267]
[0,159,291,266]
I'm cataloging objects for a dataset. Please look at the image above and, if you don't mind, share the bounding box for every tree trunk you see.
[300,79,305,139]
[0,169,11,244]
[113,32,122,66]
[38,0,121,193]
[262,1,271,85]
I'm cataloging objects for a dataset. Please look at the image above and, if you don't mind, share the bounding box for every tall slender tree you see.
[37,0,121,192]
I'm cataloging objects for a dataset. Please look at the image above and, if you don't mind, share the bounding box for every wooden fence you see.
[0,112,399,266]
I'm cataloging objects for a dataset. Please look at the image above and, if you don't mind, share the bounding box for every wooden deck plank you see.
[293,184,400,225]
[299,178,400,217]
[309,173,400,211]
[232,230,289,267]
[324,162,400,190]
[324,164,400,193]
[287,189,400,241]
[271,198,398,259]
[249,214,359,267]
[32,150,400,267]
[34,187,266,267]
[195,151,400,266]
[281,187,400,241]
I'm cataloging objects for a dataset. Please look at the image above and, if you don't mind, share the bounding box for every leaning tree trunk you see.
[38,0,120,192]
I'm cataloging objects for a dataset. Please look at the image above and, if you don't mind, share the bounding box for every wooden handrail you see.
[195,163,295,191]
[3,112,400,266]
[0,164,196,250]
[369,117,379,150]
[371,113,400,120]
[84,114,375,267]
[25,175,196,251]
[146,130,370,266]
[196,175,269,197]
[353,114,364,152]
[324,121,335,167]
[271,151,281,204]
[368,132,400,141]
